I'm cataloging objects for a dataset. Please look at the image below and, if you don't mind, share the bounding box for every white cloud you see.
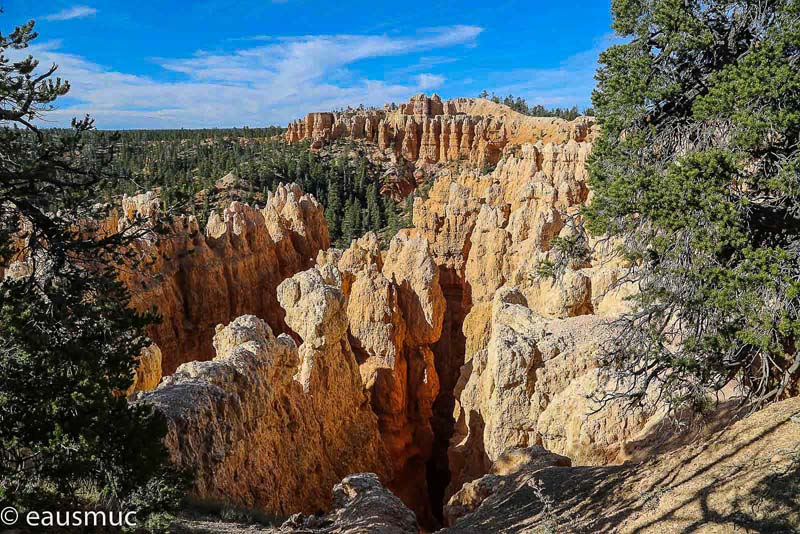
[416,73,445,90]
[43,5,97,21]
[24,26,481,129]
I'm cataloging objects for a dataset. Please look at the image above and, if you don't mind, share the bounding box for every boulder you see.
[280,473,419,534]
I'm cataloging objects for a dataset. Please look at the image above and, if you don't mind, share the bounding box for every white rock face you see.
[448,287,655,495]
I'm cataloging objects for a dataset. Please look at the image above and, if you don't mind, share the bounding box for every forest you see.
[80,128,410,247]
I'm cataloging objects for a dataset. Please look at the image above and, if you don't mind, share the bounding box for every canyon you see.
[115,96,798,532]
[117,183,330,374]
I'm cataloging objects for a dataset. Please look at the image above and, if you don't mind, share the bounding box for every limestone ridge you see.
[117,183,330,374]
[138,264,391,516]
[285,94,596,167]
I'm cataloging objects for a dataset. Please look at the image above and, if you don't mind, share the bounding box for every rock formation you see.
[395,124,641,509]
[124,104,644,526]
[446,288,654,496]
[316,230,446,527]
[285,94,597,169]
[280,473,419,534]
[443,445,571,526]
[441,396,800,532]
[137,265,391,516]
[123,94,792,532]
[305,136,642,521]
[126,343,162,396]
[118,183,330,374]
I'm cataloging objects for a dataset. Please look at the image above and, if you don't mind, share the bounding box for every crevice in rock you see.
[426,270,471,526]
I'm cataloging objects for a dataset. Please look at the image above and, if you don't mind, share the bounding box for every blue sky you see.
[2,0,614,129]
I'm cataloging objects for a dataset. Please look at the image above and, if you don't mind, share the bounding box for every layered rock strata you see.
[286,94,596,168]
[130,113,639,523]
[138,265,391,516]
[118,183,329,374]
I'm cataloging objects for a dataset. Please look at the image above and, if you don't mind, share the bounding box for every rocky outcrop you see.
[117,94,798,534]
[441,397,800,533]
[119,183,330,374]
[286,94,597,169]
[317,231,445,528]
[126,343,162,396]
[280,473,419,534]
[447,288,655,496]
[398,129,640,505]
[129,106,632,524]
[410,140,628,320]
[138,264,391,517]
[443,446,571,526]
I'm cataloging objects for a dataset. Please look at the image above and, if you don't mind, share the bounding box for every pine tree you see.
[584,0,800,411]
[0,19,182,512]
[365,183,382,232]
[324,177,343,241]
[340,197,362,246]
[384,198,400,239]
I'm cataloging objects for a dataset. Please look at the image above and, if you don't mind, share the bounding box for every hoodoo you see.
[118,183,330,374]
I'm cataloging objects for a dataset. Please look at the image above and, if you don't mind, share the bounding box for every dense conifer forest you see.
[79,128,410,247]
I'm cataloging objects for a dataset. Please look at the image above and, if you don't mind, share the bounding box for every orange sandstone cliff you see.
[118,183,329,374]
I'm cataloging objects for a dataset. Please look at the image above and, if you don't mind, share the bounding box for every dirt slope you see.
[443,396,800,533]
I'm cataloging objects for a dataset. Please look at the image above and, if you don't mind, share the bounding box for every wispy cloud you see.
[43,5,97,21]
[481,33,625,108]
[416,73,445,90]
[25,25,481,129]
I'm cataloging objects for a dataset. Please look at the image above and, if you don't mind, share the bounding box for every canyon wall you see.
[130,96,655,525]
[285,95,650,523]
[403,130,645,505]
[118,184,329,374]
[315,230,445,527]
[138,264,391,516]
